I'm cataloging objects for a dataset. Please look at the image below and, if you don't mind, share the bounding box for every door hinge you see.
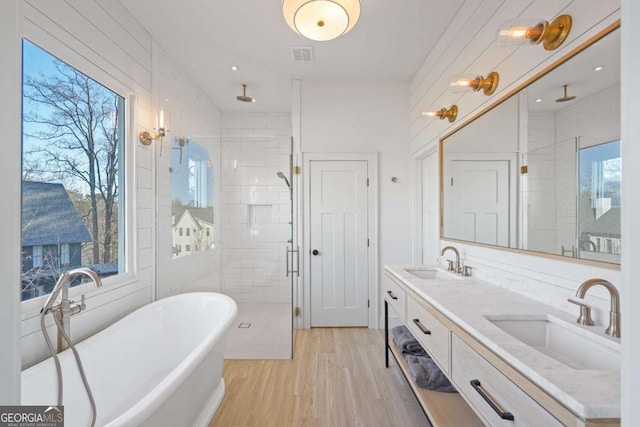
[367,177,370,186]
[367,238,370,247]
[520,165,528,174]
[294,166,301,174]
[367,299,370,308]
[451,178,454,186]
[294,307,301,317]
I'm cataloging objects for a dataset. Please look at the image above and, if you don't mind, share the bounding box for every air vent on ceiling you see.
[291,46,314,62]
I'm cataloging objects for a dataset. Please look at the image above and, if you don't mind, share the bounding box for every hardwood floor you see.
[209,328,430,427]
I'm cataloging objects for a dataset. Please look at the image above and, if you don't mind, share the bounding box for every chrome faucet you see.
[569,278,620,338]
[42,268,103,352]
[441,246,461,274]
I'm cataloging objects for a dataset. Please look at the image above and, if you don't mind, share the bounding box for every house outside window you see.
[186,228,190,236]
[186,245,191,252]
[60,243,70,265]
[179,228,183,236]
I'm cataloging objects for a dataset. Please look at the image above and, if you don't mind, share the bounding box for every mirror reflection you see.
[442,27,620,264]
[171,137,214,258]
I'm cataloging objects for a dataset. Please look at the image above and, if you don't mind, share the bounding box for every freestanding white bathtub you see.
[22,292,237,427]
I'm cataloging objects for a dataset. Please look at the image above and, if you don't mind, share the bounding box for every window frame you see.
[20,31,139,316]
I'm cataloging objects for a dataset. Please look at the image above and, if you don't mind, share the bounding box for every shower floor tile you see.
[225,303,292,359]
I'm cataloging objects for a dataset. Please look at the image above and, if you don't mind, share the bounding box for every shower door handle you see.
[286,246,290,277]
[286,246,300,277]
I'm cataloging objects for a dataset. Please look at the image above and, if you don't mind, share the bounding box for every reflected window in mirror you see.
[578,139,620,263]
[440,25,620,266]
[171,137,214,258]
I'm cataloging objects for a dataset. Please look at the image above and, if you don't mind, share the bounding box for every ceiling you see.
[118,0,465,112]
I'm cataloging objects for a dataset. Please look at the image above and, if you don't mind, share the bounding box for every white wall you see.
[300,80,412,325]
[620,1,640,423]
[0,0,23,404]
[219,112,292,303]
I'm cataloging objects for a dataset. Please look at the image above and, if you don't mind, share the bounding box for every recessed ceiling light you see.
[251,99,256,103]
[593,65,605,72]
[231,65,238,71]
[535,98,543,103]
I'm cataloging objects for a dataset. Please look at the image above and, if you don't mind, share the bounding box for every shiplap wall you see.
[2,0,223,375]
[411,0,621,324]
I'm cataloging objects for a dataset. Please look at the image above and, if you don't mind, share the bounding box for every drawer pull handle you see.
[386,290,398,300]
[412,318,431,335]
[470,379,515,421]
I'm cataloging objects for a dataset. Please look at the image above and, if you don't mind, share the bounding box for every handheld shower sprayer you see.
[277,171,291,189]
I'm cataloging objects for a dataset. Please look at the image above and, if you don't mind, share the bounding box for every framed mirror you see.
[441,23,620,266]
[171,136,214,258]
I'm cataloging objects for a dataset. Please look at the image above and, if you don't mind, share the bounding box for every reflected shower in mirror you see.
[441,25,620,265]
[171,136,214,258]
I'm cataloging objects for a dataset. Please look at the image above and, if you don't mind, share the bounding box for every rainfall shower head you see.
[236,84,255,103]
[277,171,291,188]
[555,84,576,103]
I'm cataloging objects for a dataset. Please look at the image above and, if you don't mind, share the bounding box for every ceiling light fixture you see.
[282,0,361,42]
[422,105,458,123]
[535,98,543,103]
[497,15,572,51]
[593,65,605,72]
[231,65,239,71]
[449,72,500,96]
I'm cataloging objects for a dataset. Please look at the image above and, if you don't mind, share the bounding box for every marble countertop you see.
[385,264,621,420]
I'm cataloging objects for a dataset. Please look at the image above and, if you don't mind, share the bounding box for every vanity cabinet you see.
[451,334,563,426]
[406,296,449,375]
[383,279,406,322]
[384,268,619,427]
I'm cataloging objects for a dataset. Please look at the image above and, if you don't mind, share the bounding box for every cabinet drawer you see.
[384,278,406,322]
[406,296,449,375]
[451,334,563,427]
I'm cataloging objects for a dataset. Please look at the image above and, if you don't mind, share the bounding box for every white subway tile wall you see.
[220,113,292,303]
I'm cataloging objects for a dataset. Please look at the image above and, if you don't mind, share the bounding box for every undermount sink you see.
[404,267,461,280]
[485,314,620,371]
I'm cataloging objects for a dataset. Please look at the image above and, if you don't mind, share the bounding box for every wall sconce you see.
[282,0,361,41]
[422,105,458,123]
[497,15,572,51]
[139,109,170,145]
[450,72,500,96]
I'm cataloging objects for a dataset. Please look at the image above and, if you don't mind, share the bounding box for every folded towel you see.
[405,355,456,393]
[391,325,410,339]
[391,325,427,357]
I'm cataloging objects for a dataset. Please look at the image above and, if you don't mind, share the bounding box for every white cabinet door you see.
[310,160,369,327]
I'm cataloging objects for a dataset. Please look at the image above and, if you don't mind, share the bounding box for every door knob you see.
[312,249,319,256]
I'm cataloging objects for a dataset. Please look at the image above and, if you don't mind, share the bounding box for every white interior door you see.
[449,160,510,246]
[310,160,369,327]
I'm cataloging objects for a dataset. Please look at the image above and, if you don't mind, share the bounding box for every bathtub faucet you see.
[41,268,103,352]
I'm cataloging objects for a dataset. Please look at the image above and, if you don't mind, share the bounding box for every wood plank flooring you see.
[209,328,430,427]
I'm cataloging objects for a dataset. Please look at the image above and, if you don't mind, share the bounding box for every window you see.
[60,243,70,265]
[21,40,126,301]
[186,228,190,237]
[32,245,42,268]
[179,227,183,236]
[578,139,621,255]
[206,228,210,237]
[186,245,191,252]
